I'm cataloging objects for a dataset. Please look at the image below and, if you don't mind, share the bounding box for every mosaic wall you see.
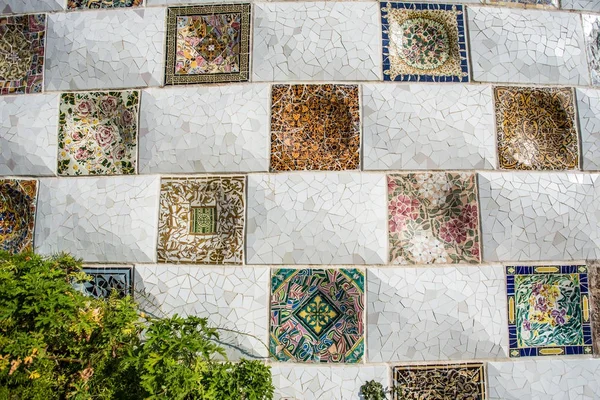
[2,0,600,399]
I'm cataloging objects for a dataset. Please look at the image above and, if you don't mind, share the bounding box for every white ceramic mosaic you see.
[577,89,600,171]
[1,0,64,13]
[562,0,600,11]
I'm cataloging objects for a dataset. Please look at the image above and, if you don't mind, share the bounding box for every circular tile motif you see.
[396,17,450,70]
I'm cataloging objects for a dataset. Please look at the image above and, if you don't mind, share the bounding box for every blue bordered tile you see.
[79,266,134,299]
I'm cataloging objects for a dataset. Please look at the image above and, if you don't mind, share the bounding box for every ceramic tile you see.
[0,14,45,96]
[2,1,64,14]
[157,176,244,264]
[561,0,600,11]
[270,84,360,171]
[589,261,600,357]
[393,363,485,400]
[0,179,37,254]
[487,0,557,7]
[506,265,593,358]
[381,2,468,82]
[58,91,139,176]
[78,266,133,298]
[584,15,600,87]
[68,0,142,9]
[270,268,364,363]
[577,88,600,171]
[164,4,250,85]
[494,87,578,171]
[388,173,480,265]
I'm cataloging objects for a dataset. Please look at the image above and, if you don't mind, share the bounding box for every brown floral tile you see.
[494,86,579,170]
[388,172,480,264]
[0,179,37,254]
[270,84,360,171]
[590,261,600,357]
[157,176,244,264]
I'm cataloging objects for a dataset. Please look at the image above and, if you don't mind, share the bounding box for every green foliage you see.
[0,252,273,400]
[360,380,402,400]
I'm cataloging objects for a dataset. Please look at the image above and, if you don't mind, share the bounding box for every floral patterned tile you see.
[58,91,139,176]
[67,0,142,9]
[157,176,245,264]
[270,268,364,363]
[270,84,360,171]
[393,363,485,400]
[506,265,593,358]
[388,172,480,265]
[584,14,600,86]
[0,14,45,96]
[381,2,468,82]
[0,179,37,254]
[494,86,579,170]
[164,4,251,85]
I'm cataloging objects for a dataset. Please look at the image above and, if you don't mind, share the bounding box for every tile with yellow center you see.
[270,268,364,363]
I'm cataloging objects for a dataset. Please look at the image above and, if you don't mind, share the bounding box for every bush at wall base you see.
[0,252,274,400]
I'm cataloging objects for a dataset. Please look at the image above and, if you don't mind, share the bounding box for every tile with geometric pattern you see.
[80,266,133,299]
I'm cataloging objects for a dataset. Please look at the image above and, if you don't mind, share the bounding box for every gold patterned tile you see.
[394,363,485,399]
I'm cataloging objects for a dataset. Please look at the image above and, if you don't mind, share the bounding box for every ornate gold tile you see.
[394,363,485,399]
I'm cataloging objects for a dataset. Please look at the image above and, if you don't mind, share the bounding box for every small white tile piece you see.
[45,9,165,91]
[577,88,600,171]
[0,94,58,176]
[1,0,64,13]
[246,173,387,264]
[362,84,496,170]
[367,266,508,362]
[488,359,600,400]
[135,264,269,360]
[252,2,381,81]
[561,0,600,11]
[479,172,600,261]
[468,7,589,85]
[139,85,270,174]
[272,365,389,400]
[34,176,160,262]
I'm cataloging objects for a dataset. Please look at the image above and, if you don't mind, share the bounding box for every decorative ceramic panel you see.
[67,0,142,9]
[494,87,578,171]
[388,173,480,264]
[157,176,244,264]
[584,15,600,86]
[270,268,364,363]
[0,179,37,254]
[588,261,600,356]
[487,0,557,7]
[561,0,600,11]
[393,363,485,400]
[58,91,139,176]
[164,4,250,85]
[0,14,45,95]
[270,84,360,171]
[80,266,133,298]
[381,2,468,82]
[506,265,593,357]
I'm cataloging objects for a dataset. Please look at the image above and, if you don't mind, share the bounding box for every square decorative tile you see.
[0,179,37,254]
[58,91,139,176]
[506,265,593,357]
[164,4,250,85]
[393,363,486,400]
[584,15,600,86]
[380,2,468,82]
[270,268,364,363]
[487,0,558,7]
[589,261,600,356]
[157,176,245,264]
[67,0,142,9]
[270,84,360,171]
[0,14,45,95]
[79,266,133,299]
[494,87,579,170]
[388,173,480,264]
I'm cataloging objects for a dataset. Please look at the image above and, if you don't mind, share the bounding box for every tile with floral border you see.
[0,179,37,254]
[388,172,480,265]
[506,265,593,358]
[380,2,468,82]
[164,4,250,85]
[0,14,45,95]
[58,91,139,176]
[270,268,364,363]
[157,176,245,264]
[67,0,142,9]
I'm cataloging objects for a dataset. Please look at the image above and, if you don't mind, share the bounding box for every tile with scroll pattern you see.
[0,179,37,254]
[270,84,360,171]
[164,4,250,85]
[506,265,593,358]
[270,268,364,363]
[494,86,579,170]
[584,14,600,86]
[79,266,133,299]
[0,14,45,95]
[157,176,244,264]
[388,172,480,265]
[67,0,142,9]
[394,363,485,400]
[58,91,139,176]
[381,2,468,82]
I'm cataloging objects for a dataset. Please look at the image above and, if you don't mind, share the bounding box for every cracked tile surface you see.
[487,0,557,7]
[561,0,600,11]
[589,261,600,357]
[135,264,268,360]
[0,179,37,254]
[468,7,589,85]
[252,2,381,81]
[0,93,58,176]
[246,173,386,265]
[584,14,600,86]
[1,0,63,13]
[362,84,495,170]
[367,266,508,362]
[577,88,600,171]
[45,9,165,91]
[139,85,269,173]
[34,176,159,262]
